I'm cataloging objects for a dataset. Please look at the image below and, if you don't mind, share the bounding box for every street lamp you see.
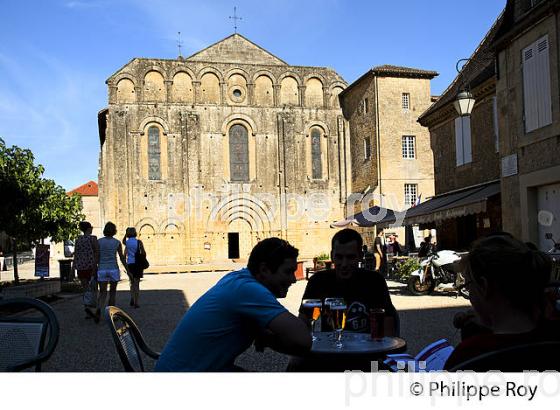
[454,58,477,117]
[454,89,476,117]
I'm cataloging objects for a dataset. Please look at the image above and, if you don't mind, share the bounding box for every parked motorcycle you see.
[407,250,469,298]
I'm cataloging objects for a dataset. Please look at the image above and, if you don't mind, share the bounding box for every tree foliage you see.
[0,138,83,247]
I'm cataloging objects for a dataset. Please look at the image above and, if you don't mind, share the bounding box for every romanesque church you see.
[98,34,350,266]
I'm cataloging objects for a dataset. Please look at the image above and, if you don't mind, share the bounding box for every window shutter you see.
[455,117,464,166]
[463,117,472,164]
[536,36,552,128]
[522,42,539,132]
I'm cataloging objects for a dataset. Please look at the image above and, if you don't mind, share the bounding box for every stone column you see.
[323,88,330,109]
[247,82,255,106]
[298,85,306,107]
[135,85,143,103]
[164,80,173,103]
[219,81,227,105]
[192,80,201,104]
[273,84,281,107]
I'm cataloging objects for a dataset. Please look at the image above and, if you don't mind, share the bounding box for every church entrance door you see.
[228,233,239,259]
[228,219,252,261]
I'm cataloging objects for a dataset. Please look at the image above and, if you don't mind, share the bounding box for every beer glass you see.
[327,298,347,348]
[323,298,335,327]
[301,299,322,341]
[369,308,385,340]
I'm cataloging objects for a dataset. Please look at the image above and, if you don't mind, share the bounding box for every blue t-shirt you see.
[155,268,287,372]
[125,238,138,264]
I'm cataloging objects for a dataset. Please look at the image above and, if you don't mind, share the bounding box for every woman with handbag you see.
[123,227,147,308]
[73,221,99,319]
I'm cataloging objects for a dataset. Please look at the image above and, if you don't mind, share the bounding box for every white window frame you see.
[402,135,416,159]
[404,184,417,207]
[522,34,552,133]
[455,116,472,166]
[402,93,410,111]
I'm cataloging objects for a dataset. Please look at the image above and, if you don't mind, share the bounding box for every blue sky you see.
[0,0,505,190]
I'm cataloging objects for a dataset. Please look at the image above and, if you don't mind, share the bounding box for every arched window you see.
[148,126,161,180]
[311,128,322,179]
[229,124,249,182]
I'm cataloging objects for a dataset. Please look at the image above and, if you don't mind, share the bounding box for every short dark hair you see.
[331,228,363,251]
[103,222,117,237]
[79,221,92,233]
[466,233,551,311]
[247,238,299,276]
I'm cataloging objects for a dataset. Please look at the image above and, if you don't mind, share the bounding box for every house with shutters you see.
[415,0,560,251]
[493,0,560,251]
[416,19,502,250]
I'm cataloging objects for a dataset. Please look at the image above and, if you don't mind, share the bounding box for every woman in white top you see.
[123,227,145,308]
[95,222,127,322]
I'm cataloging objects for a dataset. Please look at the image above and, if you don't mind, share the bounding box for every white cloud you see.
[65,1,104,9]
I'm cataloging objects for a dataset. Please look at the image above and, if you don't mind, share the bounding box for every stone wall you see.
[339,74,378,197]
[429,90,500,195]
[376,76,435,210]
[99,46,349,265]
[496,12,560,240]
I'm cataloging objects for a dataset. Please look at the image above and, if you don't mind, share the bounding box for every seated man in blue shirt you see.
[155,238,311,371]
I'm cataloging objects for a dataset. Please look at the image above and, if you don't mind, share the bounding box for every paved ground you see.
[5,265,471,372]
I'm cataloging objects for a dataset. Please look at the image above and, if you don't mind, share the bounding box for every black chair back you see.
[0,297,60,371]
[449,341,560,372]
[104,306,160,372]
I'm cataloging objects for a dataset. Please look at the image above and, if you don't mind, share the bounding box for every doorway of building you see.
[227,218,252,261]
[537,182,560,252]
[228,233,240,259]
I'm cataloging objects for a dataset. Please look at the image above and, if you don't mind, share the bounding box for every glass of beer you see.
[328,299,347,348]
[369,308,385,340]
[301,299,322,341]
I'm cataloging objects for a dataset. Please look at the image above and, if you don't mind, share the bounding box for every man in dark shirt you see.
[299,228,398,334]
[418,235,435,258]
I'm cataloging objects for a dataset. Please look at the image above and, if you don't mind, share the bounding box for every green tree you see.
[0,138,83,283]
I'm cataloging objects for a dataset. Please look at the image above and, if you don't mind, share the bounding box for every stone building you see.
[415,0,560,252]
[494,0,560,251]
[338,65,437,245]
[97,34,349,266]
[417,20,503,250]
[68,180,102,237]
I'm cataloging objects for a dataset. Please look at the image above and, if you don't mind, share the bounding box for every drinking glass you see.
[326,298,347,348]
[301,299,322,341]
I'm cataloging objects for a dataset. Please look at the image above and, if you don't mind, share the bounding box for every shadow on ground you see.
[42,289,189,372]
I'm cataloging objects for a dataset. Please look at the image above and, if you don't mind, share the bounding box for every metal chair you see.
[449,341,560,372]
[104,306,160,372]
[0,297,60,371]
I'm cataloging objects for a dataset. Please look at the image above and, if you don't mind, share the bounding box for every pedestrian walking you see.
[95,222,127,322]
[123,227,146,308]
[72,221,99,319]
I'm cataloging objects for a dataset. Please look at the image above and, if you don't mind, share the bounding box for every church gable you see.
[186,33,287,66]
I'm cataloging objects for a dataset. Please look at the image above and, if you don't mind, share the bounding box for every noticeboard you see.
[35,244,50,277]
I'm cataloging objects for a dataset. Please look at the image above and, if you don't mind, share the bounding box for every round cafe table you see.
[289,332,407,372]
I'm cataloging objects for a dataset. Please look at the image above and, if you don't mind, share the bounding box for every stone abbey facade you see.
[98,34,350,266]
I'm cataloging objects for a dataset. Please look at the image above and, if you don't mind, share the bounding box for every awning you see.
[331,206,397,228]
[400,181,501,226]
